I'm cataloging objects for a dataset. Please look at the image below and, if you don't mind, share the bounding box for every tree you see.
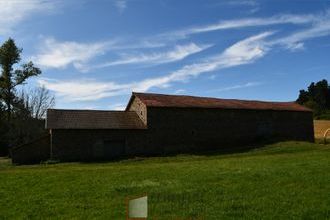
[18,86,55,119]
[297,79,330,118]
[0,38,41,121]
[0,101,8,155]
[0,38,43,155]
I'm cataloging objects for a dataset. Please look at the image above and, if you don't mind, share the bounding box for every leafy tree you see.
[0,101,8,155]
[297,79,330,119]
[0,38,41,121]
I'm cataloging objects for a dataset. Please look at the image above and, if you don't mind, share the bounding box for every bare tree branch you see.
[18,86,55,119]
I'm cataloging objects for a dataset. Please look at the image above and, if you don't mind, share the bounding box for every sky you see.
[0,0,329,110]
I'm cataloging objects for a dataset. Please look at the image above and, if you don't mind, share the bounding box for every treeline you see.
[297,79,330,119]
[0,38,54,156]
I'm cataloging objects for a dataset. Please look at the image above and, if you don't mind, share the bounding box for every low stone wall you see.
[11,135,50,165]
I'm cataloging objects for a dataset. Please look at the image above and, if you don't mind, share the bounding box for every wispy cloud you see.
[38,78,130,101]
[159,9,330,51]
[131,31,272,92]
[94,43,211,67]
[209,82,263,93]
[32,37,112,70]
[36,9,330,101]
[116,10,330,51]
[31,10,330,73]
[271,11,330,50]
[162,12,320,40]
[226,0,258,6]
[38,32,272,101]
[0,0,58,35]
[174,89,186,94]
[114,0,127,13]
[221,0,260,14]
[109,103,126,110]
[32,38,210,72]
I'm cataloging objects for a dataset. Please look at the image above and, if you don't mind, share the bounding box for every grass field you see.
[0,142,329,219]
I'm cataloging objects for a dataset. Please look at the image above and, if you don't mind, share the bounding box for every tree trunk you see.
[6,88,11,121]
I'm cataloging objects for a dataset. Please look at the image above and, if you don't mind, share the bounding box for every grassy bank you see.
[0,142,329,219]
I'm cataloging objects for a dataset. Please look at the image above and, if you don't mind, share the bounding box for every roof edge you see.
[125,92,138,111]
[47,108,127,112]
[131,92,312,112]
[145,105,313,112]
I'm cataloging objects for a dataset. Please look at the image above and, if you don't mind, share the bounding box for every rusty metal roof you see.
[46,109,146,129]
[132,92,312,112]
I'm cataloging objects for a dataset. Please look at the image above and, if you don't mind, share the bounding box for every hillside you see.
[0,142,329,219]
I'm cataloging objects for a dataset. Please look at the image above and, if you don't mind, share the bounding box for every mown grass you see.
[0,142,329,219]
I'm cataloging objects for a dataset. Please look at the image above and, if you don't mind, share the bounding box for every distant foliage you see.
[297,79,330,119]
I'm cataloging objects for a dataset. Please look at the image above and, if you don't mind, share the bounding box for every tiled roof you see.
[132,92,312,112]
[46,109,146,129]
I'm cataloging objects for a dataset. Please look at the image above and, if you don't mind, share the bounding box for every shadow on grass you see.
[12,139,323,166]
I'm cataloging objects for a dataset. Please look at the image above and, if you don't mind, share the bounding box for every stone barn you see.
[42,92,314,162]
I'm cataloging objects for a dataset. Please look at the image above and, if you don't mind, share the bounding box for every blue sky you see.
[0,0,329,110]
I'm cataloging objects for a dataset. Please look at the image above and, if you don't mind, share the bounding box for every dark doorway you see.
[103,140,126,159]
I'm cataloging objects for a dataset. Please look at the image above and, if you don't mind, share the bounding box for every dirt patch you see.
[314,120,330,139]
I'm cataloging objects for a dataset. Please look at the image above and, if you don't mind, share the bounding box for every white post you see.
[50,129,53,159]
[323,128,330,144]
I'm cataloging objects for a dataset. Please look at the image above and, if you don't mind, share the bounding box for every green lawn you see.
[0,142,329,219]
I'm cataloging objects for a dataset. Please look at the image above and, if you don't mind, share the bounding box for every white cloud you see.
[0,0,57,35]
[38,32,272,101]
[32,37,111,70]
[95,43,211,67]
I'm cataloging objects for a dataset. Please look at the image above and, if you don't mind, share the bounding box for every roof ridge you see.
[47,109,127,112]
[132,92,311,112]
[132,92,297,104]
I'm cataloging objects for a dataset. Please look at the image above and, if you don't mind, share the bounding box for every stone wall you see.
[127,97,147,125]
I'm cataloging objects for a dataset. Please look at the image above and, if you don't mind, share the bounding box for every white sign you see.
[127,195,148,219]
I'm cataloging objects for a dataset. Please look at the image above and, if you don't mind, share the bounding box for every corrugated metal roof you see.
[133,92,312,112]
[46,109,146,129]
